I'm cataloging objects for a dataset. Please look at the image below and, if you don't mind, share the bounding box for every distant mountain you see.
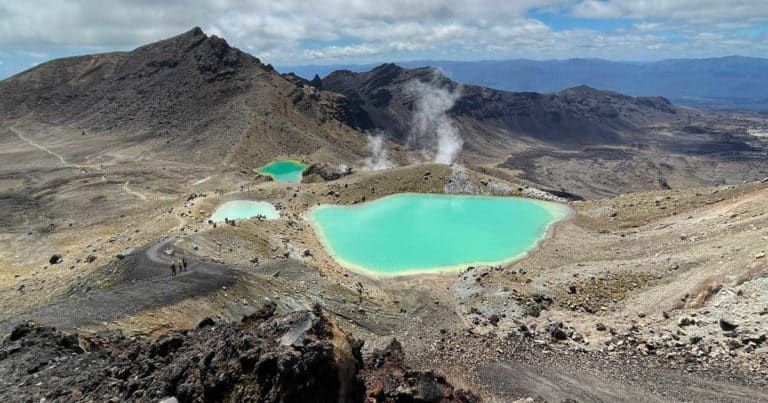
[282,56,768,111]
[0,28,370,166]
[322,63,681,156]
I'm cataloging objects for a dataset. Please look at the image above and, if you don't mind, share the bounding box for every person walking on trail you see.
[170,262,177,276]
[182,257,188,271]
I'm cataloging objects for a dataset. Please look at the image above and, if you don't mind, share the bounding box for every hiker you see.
[182,257,188,270]
[170,262,177,276]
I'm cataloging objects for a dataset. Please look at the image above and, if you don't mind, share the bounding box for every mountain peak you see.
[563,84,600,92]
[188,26,205,37]
[369,63,405,76]
[121,25,262,80]
[134,26,210,52]
[372,63,402,71]
[556,84,620,97]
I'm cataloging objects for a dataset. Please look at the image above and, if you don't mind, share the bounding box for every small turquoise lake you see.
[211,200,279,222]
[309,193,571,277]
[256,160,307,183]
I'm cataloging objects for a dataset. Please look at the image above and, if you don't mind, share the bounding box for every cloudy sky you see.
[1,0,767,78]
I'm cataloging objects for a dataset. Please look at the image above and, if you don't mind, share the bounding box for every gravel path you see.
[0,237,237,335]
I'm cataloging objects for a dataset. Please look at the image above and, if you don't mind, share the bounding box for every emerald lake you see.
[256,160,307,183]
[308,193,571,277]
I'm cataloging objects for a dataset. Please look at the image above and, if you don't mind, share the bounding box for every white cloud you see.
[0,0,765,71]
[571,0,768,26]
[635,22,662,32]
[305,43,385,59]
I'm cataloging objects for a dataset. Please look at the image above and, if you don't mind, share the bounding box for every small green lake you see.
[309,193,571,277]
[211,200,279,222]
[256,160,307,183]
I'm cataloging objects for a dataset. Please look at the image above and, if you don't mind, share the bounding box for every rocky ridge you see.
[0,27,371,167]
[0,303,476,402]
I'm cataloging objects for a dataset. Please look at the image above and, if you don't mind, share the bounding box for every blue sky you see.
[1,0,767,78]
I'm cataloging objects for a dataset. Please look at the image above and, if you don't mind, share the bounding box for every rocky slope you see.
[0,27,370,167]
[0,303,476,403]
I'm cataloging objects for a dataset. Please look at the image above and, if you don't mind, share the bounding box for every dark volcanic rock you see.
[547,322,569,341]
[301,162,353,183]
[360,339,478,402]
[720,316,739,331]
[0,306,475,403]
[310,74,324,90]
[0,309,357,402]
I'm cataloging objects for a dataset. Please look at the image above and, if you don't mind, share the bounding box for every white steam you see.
[361,134,395,171]
[406,76,463,164]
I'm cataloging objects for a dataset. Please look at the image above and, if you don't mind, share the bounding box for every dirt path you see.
[122,181,148,201]
[192,176,212,185]
[9,126,84,169]
[478,358,768,402]
[0,237,237,335]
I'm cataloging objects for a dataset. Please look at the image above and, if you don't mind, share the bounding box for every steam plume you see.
[361,134,395,171]
[406,73,463,164]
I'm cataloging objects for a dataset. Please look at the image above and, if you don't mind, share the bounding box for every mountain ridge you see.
[0,27,371,166]
[322,63,681,154]
[282,56,768,111]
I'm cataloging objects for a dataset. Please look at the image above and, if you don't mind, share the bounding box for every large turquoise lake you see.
[256,160,307,183]
[211,200,279,222]
[309,193,571,277]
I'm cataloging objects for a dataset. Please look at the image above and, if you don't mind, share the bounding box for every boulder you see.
[197,317,215,329]
[547,321,569,340]
[678,316,696,327]
[301,162,352,183]
[595,323,607,331]
[360,339,477,402]
[116,248,135,259]
[719,316,739,331]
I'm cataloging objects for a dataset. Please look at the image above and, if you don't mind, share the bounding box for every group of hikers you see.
[170,257,188,276]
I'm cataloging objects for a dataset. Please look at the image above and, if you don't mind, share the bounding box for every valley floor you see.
[1,121,767,402]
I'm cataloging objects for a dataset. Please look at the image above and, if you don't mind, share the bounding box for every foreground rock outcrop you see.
[0,303,476,402]
[361,339,477,402]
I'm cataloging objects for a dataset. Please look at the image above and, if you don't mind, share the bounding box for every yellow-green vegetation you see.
[556,272,657,314]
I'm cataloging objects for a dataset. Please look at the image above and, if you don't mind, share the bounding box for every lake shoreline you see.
[306,193,574,280]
